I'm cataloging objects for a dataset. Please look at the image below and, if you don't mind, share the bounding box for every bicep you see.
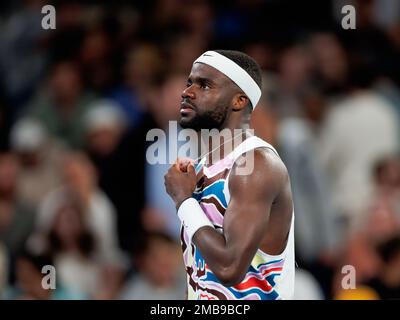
[222,150,284,272]
[222,195,271,270]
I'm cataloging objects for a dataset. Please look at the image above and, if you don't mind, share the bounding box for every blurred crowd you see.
[0,0,400,300]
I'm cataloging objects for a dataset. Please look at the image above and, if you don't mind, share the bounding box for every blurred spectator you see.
[335,0,400,90]
[365,235,400,299]
[84,100,151,253]
[9,117,65,209]
[0,0,48,111]
[249,69,280,146]
[43,1,86,67]
[5,248,84,300]
[31,152,126,269]
[26,60,97,149]
[165,33,208,75]
[334,285,380,300]
[274,80,342,297]
[119,232,186,300]
[79,28,117,94]
[250,104,279,148]
[0,153,36,257]
[374,77,400,118]
[41,190,103,298]
[333,0,400,31]
[273,43,314,118]
[293,268,325,300]
[180,0,214,40]
[308,32,349,96]
[278,117,342,257]
[0,241,8,299]
[144,0,186,38]
[373,155,400,198]
[331,155,400,296]
[28,151,128,298]
[143,72,194,239]
[108,43,163,129]
[317,83,400,232]
[84,100,127,157]
[0,100,12,151]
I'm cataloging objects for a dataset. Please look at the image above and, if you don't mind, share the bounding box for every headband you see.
[193,51,261,109]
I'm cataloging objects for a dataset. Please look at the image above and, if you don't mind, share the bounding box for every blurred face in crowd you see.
[245,43,274,70]
[63,153,97,195]
[52,205,85,250]
[0,154,19,199]
[385,251,400,284]
[364,201,400,240]
[375,157,400,192]
[80,30,111,64]
[87,125,123,157]
[139,236,181,288]
[167,34,208,73]
[151,74,187,127]
[279,45,312,91]
[0,200,13,232]
[309,33,348,87]
[125,44,163,90]
[49,61,83,105]
[16,258,49,300]
[180,63,243,131]
[80,29,114,91]
[181,0,213,36]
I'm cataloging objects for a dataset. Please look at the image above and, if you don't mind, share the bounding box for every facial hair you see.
[179,102,230,131]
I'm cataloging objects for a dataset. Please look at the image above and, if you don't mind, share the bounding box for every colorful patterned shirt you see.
[180,135,295,300]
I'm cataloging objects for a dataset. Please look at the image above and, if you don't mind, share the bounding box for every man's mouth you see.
[180,101,195,115]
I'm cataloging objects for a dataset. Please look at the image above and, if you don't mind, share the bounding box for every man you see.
[164,50,295,300]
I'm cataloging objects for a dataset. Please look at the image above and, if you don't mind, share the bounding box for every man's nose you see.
[182,85,195,100]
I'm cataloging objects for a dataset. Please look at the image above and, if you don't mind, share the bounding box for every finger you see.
[175,157,182,166]
[187,163,195,174]
[177,157,188,172]
[179,162,187,172]
[172,162,180,171]
[183,157,195,166]
[179,157,194,172]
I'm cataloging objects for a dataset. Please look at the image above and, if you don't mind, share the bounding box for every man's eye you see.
[200,83,210,89]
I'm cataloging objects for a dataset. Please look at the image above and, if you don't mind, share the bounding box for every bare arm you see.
[164,150,287,287]
[192,150,286,286]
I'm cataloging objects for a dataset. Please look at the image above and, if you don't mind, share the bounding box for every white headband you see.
[193,51,261,109]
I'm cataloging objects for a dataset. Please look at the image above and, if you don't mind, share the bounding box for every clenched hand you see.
[164,158,197,209]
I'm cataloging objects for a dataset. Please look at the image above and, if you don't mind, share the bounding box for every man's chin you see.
[179,115,220,131]
[179,117,195,130]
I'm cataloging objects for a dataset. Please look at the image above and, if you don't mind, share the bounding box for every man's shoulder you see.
[234,145,288,180]
[229,146,289,200]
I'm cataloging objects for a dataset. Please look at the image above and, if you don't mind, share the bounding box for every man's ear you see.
[232,93,249,112]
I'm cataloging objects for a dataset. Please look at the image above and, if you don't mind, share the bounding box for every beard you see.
[179,103,229,131]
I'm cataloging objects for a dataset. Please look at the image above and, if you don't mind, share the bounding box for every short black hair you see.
[377,236,400,264]
[214,49,262,111]
[17,247,54,273]
[133,231,176,259]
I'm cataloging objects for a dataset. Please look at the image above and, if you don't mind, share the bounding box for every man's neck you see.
[198,122,252,166]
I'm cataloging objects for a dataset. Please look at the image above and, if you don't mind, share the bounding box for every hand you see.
[164,158,197,209]
[178,157,194,173]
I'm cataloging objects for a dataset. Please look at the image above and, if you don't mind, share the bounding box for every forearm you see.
[177,198,243,286]
[193,227,243,286]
